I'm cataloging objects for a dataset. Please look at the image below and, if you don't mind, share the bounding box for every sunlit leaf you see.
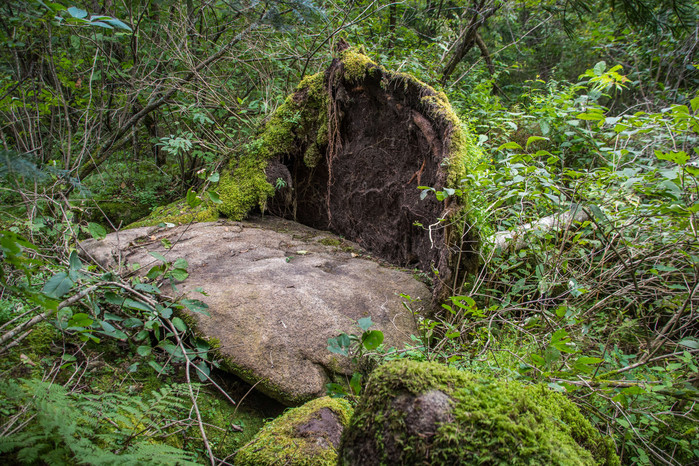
[362,330,384,350]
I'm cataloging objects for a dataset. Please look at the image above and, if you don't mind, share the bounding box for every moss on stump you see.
[340,359,619,466]
[235,396,353,466]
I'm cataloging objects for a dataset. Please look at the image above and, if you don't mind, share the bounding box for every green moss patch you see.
[126,198,218,229]
[236,396,353,466]
[341,359,619,465]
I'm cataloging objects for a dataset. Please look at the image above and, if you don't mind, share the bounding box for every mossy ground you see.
[342,359,619,466]
[236,396,353,466]
[0,317,284,464]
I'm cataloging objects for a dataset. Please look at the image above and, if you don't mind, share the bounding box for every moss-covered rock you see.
[340,359,619,466]
[125,198,218,229]
[236,396,353,466]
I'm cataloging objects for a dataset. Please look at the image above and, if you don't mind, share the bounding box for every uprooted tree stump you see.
[216,46,480,300]
[133,46,480,301]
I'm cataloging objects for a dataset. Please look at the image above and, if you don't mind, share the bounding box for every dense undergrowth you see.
[396,66,699,464]
[1,0,698,464]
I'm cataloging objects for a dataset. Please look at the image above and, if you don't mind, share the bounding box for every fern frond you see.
[0,379,201,465]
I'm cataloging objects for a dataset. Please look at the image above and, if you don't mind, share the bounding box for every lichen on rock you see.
[340,359,620,466]
[235,396,353,466]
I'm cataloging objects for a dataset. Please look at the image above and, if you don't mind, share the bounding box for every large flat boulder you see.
[79,217,429,405]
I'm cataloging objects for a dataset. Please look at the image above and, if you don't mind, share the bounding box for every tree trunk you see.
[440,0,501,84]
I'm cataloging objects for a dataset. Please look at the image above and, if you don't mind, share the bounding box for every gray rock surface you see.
[79,217,429,404]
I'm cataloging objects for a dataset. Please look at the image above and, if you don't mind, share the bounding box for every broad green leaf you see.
[498,142,523,151]
[550,329,576,353]
[589,204,608,223]
[207,172,220,182]
[574,356,603,374]
[327,337,348,356]
[123,318,144,329]
[543,193,560,205]
[146,265,164,279]
[104,291,125,306]
[655,150,689,165]
[170,268,188,281]
[357,317,373,331]
[43,272,73,298]
[551,328,569,343]
[186,188,202,208]
[123,298,154,313]
[67,6,87,18]
[68,313,93,328]
[181,299,209,315]
[102,18,132,31]
[105,329,128,340]
[362,330,384,350]
[207,191,222,204]
[530,354,545,366]
[575,356,603,365]
[678,338,699,349]
[172,317,188,333]
[69,250,83,271]
[134,283,161,294]
[173,258,188,269]
[196,339,211,353]
[89,20,113,28]
[576,112,604,121]
[160,342,182,358]
[87,222,107,240]
[525,136,548,149]
[691,95,699,113]
[100,320,115,333]
[337,333,351,348]
[196,361,210,382]
[46,2,67,12]
[137,345,152,357]
[149,251,167,263]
